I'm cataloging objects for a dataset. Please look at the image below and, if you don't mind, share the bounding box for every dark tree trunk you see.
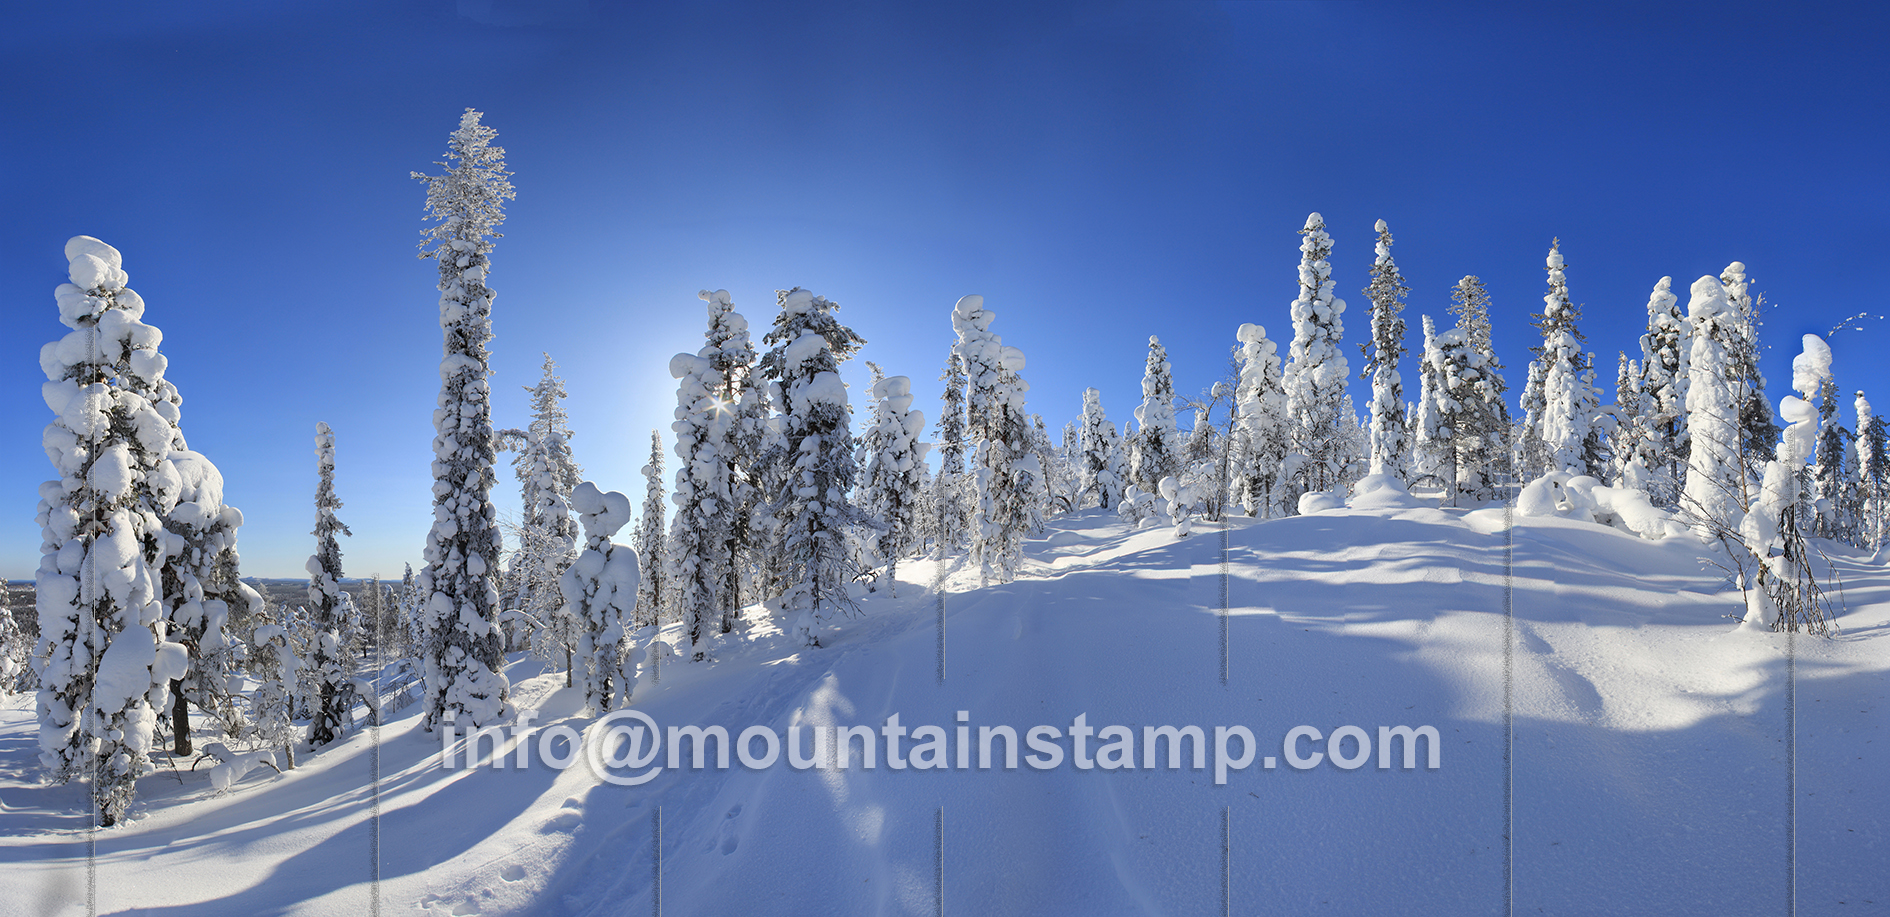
[170,678,192,756]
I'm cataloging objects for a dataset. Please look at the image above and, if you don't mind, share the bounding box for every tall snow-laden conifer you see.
[634,432,666,626]
[762,288,869,645]
[1611,352,1644,486]
[306,423,354,747]
[34,236,194,825]
[1280,213,1351,507]
[1634,277,1690,504]
[930,352,970,556]
[510,355,581,648]
[1078,388,1127,510]
[861,373,930,591]
[1682,276,1746,535]
[1529,240,1598,477]
[667,342,732,659]
[1131,336,1179,495]
[705,290,767,630]
[1360,219,1410,479]
[1722,262,1778,498]
[1413,315,1448,486]
[1854,392,1888,550]
[954,295,1038,584]
[1445,276,1510,500]
[1806,337,1850,540]
[1232,323,1288,516]
[1738,335,1835,634]
[412,108,514,729]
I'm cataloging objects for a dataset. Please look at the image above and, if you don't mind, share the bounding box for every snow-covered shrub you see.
[560,482,643,711]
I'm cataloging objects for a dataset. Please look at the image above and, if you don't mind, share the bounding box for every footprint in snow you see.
[499,864,526,883]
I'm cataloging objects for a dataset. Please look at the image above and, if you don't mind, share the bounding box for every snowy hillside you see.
[3,500,1885,915]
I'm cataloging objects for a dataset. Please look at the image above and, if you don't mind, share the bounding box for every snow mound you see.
[1297,489,1344,514]
[1346,473,1423,510]
[1518,472,1688,540]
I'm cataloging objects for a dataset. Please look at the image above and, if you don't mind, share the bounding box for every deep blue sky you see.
[3,1,1885,580]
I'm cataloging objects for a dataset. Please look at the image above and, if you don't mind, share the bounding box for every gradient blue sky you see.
[3,1,1885,580]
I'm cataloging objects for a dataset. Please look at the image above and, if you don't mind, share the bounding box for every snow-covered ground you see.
[2,501,1885,915]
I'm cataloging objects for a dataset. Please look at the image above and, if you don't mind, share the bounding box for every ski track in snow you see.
[2,504,1887,915]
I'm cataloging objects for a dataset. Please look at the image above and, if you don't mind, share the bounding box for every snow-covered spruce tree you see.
[1738,335,1837,634]
[761,288,870,645]
[1359,219,1410,480]
[1078,388,1127,510]
[930,352,971,557]
[953,294,1039,585]
[399,563,423,659]
[306,422,355,748]
[1517,359,1548,478]
[561,483,642,711]
[667,347,733,658]
[634,432,666,627]
[1232,322,1288,516]
[666,347,731,658]
[861,373,931,591]
[1280,213,1352,508]
[1413,315,1449,488]
[1720,263,1777,498]
[34,236,193,826]
[1445,276,1509,496]
[157,444,257,756]
[1635,277,1690,504]
[1528,241,1599,477]
[1854,392,1888,551]
[510,354,582,649]
[1808,345,1852,541]
[1681,275,1747,535]
[1130,336,1180,497]
[0,605,32,695]
[1033,415,1071,520]
[244,608,301,770]
[697,289,767,628]
[1610,352,1644,487]
[411,108,514,730]
[1428,323,1489,506]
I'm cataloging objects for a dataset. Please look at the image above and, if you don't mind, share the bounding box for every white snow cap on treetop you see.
[1792,333,1832,397]
[1546,248,1565,270]
[781,288,817,315]
[953,294,989,325]
[66,235,130,293]
[1236,322,1269,344]
[1686,275,1730,317]
[871,374,912,402]
[698,289,731,305]
[1374,218,1387,233]
[1303,213,1323,230]
[569,481,632,538]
